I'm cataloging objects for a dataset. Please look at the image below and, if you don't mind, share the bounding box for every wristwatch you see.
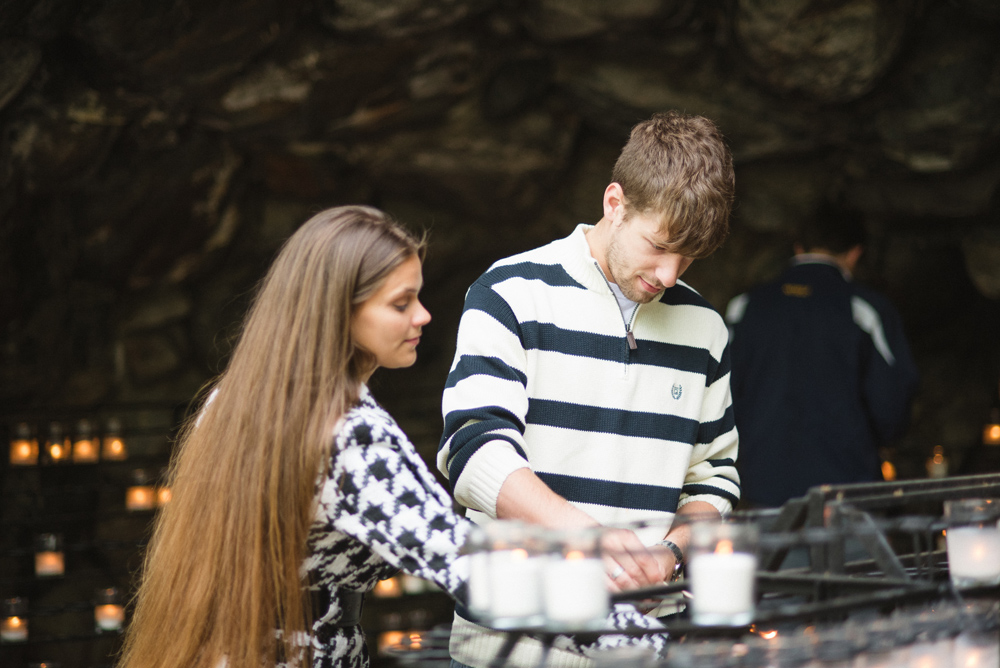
[657,539,685,581]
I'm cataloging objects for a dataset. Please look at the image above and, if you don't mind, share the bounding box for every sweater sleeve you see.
[323,416,473,600]
[438,280,533,517]
[679,333,741,514]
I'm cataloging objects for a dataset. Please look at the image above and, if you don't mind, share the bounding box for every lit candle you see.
[101,417,127,460]
[946,527,1000,587]
[926,445,948,479]
[156,486,172,506]
[945,498,1000,588]
[94,588,125,633]
[954,631,1000,668]
[46,422,71,464]
[400,574,426,595]
[9,423,38,466]
[688,523,759,627]
[72,419,99,463]
[126,470,156,511]
[372,577,402,598]
[984,424,1000,446]
[1,598,28,644]
[487,547,544,628]
[34,534,65,578]
[377,630,406,656]
[542,549,608,629]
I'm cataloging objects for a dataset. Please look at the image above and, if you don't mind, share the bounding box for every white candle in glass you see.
[95,603,125,631]
[488,548,543,627]
[35,551,65,577]
[542,550,608,629]
[954,632,1000,668]
[946,526,1000,587]
[467,551,491,616]
[688,539,757,626]
[0,616,28,643]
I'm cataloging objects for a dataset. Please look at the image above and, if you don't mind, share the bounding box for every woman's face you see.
[351,254,431,370]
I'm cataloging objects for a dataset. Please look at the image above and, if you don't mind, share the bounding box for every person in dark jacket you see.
[725,204,919,508]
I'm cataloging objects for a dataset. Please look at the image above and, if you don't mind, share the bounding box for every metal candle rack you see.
[390,474,1000,668]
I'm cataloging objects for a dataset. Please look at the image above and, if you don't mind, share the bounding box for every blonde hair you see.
[612,111,735,258]
[119,206,424,668]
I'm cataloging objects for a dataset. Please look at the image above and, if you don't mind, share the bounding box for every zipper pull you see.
[626,330,637,350]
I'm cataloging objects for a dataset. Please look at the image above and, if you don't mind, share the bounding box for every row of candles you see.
[464,498,1000,632]
[659,602,999,668]
[0,589,126,644]
[463,520,760,631]
[8,419,128,466]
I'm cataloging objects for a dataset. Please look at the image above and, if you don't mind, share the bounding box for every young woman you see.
[118,206,665,668]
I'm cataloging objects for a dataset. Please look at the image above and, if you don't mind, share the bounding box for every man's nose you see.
[655,257,684,288]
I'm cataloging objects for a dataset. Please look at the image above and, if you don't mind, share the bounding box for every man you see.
[725,204,918,508]
[438,112,740,668]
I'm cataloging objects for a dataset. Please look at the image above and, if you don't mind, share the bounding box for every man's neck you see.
[585,217,614,282]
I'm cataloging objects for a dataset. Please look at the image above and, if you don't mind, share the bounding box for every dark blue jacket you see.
[726,258,919,507]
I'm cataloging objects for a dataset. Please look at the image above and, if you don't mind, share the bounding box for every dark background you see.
[2,0,999,483]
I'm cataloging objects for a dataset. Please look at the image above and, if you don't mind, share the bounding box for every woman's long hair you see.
[119,206,424,668]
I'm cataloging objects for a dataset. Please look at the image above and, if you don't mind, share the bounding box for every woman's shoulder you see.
[336,387,406,449]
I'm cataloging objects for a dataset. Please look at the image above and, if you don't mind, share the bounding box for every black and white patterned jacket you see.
[301,387,667,668]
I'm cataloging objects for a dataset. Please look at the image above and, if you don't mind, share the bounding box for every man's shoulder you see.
[475,234,584,291]
[659,280,722,315]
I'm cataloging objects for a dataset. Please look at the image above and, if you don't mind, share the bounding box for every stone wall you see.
[2,0,999,478]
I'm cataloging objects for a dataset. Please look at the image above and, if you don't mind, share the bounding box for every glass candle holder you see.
[687,520,758,626]
[72,418,99,464]
[1,597,28,644]
[542,527,608,630]
[463,525,491,619]
[94,587,125,633]
[483,521,545,629]
[34,533,65,578]
[926,445,948,479]
[45,422,71,464]
[126,469,156,511]
[101,417,127,460]
[9,422,39,466]
[944,498,1000,588]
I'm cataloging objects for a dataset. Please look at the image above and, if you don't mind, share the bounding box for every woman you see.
[119,206,664,668]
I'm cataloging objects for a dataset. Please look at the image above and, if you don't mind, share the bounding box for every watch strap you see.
[657,539,685,579]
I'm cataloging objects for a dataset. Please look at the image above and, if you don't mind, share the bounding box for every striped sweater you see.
[438,223,740,538]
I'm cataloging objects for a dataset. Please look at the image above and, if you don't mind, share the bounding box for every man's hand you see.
[600,528,667,592]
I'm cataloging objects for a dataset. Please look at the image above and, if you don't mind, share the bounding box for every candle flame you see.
[6,616,23,628]
[760,629,778,640]
[17,443,31,458]
[157,487,173,506]
[50,444,64,459]
[987,424,1000,444]
[408,632,423,649]
[373,577,402,597]
[565,550,585,561]
[715,539,734,555]
[881,460,897,481]
[511,548,529,560]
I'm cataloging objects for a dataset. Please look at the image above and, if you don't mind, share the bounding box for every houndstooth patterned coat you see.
[300,387,667,668]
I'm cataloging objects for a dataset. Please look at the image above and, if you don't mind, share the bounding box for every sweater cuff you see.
[453,440,531,519]
[678,493,733,516]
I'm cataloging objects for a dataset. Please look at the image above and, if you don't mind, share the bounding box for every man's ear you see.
[603,183,626,224]
[843,244,864,271]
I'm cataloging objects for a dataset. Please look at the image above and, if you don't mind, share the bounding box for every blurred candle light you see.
[1,598,28,644]
[34,534,65,578]
[94,588,125,633]
[377,630,406,656]
[101,417,127,460]
[984,409,1000,446]
[45,422,71,464]
[72,419,99,464]
[372,577,403,598]
[126,470,156,512]
[9,422,38,466]
[926,445,949,479]
[156,486,172,507]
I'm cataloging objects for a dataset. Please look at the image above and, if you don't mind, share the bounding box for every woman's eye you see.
[393,303,408,312]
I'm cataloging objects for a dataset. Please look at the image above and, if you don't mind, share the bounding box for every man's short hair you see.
[611,111,735,258]
[797,202,868,254]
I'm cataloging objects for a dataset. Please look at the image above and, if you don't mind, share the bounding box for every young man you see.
[726,205,918,508]
[439,112,740,668]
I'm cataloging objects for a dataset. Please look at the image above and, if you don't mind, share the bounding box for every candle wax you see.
[95,604,125,631]
[1,617,28,643]
[35,551,65,577]
[688,551,757,626]
[946,527,1000,586]
[542,557,608,628]
[487,550,543,627]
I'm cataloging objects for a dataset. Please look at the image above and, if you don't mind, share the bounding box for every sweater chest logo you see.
[671,383,683,400]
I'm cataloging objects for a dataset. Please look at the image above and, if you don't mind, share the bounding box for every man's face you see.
[605,211,694,304]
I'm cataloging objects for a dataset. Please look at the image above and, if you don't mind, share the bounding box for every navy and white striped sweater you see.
[438,224,741,538]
